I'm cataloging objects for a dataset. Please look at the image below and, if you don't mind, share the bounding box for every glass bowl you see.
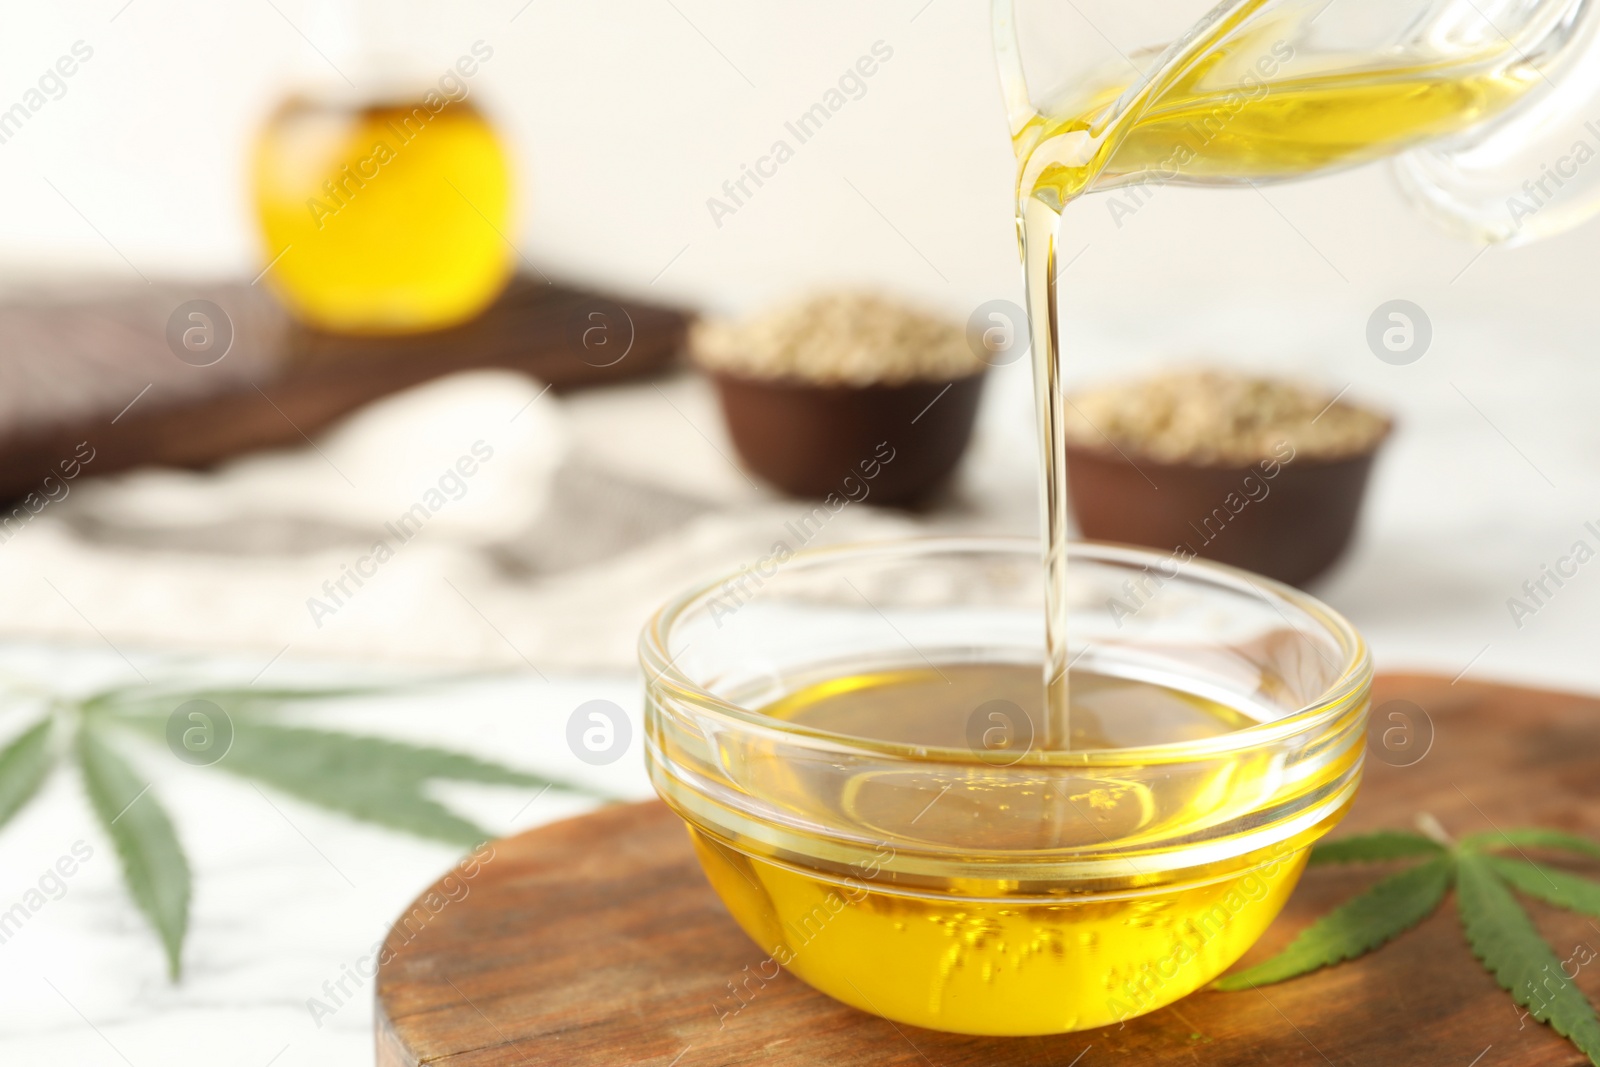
[641,537,1370,1036]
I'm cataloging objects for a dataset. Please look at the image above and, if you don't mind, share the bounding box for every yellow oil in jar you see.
[251,94,514,334]
[1015,4,1545,735]
[691,663,1346,1035]
[1015,8,1545,208]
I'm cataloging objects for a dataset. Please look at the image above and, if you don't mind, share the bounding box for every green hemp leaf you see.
[77,724,191,979]
[1215,823,1600,1065]
[0,678,612,980]
[0,717,55,830]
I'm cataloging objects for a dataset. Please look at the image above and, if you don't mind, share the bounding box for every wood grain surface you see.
[375,673,1600,1066]
[0,277,686,502]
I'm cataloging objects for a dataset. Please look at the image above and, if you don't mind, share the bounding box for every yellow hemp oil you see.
[1014,9,1543,209]
[251,91,514,334]
[693,664,1348,1035]
[1016,3,1544,731]
[679,0,1485,1036]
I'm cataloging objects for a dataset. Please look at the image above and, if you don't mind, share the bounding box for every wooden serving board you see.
[375,674,1600,1066]
[0,276,686,502]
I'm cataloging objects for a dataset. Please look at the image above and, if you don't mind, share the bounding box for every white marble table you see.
[0,647,643,1067]
[3,323,1600,1066]
[2,0,1599,1059]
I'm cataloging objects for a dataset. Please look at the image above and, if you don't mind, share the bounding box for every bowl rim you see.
[639,535,1372,768]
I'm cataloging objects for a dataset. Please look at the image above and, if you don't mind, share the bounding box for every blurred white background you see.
[4,0,1594,687]
[2,0,1590,313]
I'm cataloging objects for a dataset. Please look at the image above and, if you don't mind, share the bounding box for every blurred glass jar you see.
[251,20,514,334]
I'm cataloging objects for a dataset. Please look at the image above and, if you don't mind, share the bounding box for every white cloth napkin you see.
[0,369,923,672]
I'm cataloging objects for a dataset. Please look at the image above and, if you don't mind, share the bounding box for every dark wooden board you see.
[0,276,686,502]
[375,674,1600,1066]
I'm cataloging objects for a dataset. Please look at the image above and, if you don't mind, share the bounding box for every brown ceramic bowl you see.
[1065,425,1391,587]
[708,370,985,505]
